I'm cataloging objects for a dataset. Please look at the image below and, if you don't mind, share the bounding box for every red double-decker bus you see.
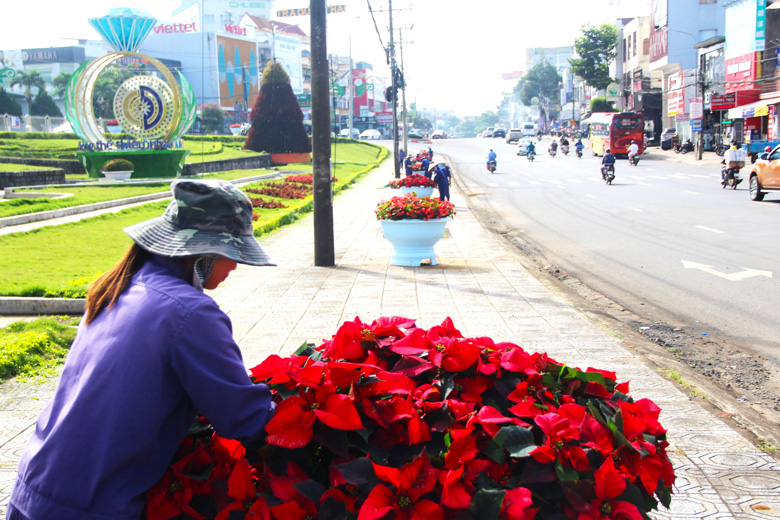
[586,112,645,157]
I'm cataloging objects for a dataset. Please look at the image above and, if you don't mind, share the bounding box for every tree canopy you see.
[9,70,45,110]
[515,62,562,108]
[569,23,618,91]
[0,88,22,116]
[29,91,62,117]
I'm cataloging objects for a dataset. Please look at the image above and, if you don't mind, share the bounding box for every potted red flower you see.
[146,316,675,520]
[389,174,437,197]
[375,194,455,266]
[100,158,134,181]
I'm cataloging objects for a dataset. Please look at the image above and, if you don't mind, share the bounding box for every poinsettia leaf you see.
[182,463,214,482]
[391,355,434,377]
[294,341,319,357]
[319,495,351,520]
[293,479,328,505]
[493,425,536,458]
[540,372,562,390]
[334,457,378,488]
[580,370,607,386]
[354,374,382,387]
[611,389,633,403]
[656,483,673,509]
[315,394,364,430]
[440,374,455,399]
[425,403,455,433]
[313,426,350,459]
[468,488,504,520]
[586,400,609,426]
[554,461,580,482]
[618,482,647,510]
[482,439,507,464]
[494,377,522,398]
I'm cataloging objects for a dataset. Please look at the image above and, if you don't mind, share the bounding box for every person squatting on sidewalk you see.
[7,179,278,520]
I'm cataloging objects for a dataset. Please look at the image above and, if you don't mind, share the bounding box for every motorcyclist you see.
[549,139,558,155]
[628,140,640,163]
[560,136,569,147]
[526,141,536,157]
[601,149,616,178]
[574,139,584,156]
[486,149,497,170]
[721,143,745,186]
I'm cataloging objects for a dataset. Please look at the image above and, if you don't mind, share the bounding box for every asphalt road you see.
[423,137,780,363]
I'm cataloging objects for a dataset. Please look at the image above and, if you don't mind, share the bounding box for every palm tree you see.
[9,70,46,111]
[52,72,72,99]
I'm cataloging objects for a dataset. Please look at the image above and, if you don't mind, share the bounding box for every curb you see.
[0,297,85,316]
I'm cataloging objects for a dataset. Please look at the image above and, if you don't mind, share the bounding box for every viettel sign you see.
[154,22,197,34]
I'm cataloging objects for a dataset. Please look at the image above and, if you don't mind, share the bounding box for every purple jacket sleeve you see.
[167,299,276,445]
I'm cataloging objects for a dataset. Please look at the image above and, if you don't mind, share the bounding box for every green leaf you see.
[482,439,507,464]
[468,488,505,520]
[656,483,673,509]
[554,461,580,482]
[493,425,536,458]
[440,374,455,399]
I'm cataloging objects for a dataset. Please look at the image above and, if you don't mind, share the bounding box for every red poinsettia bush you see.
[389,174,437,189]
[375,194,455,221]
[146,317,675,520]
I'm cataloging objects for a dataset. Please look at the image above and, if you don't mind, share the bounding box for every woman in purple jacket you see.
[8,179,277,520]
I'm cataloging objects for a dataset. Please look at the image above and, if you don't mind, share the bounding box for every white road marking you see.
[690,174,710,179]
[645,168,656,171]
[684,190,700,195]
[568,178,584,183]
[466,183,479,188]
[648,175,668,180]
[548,179,562,184]
[528,180,541,185]
[487,182,499,187]
[695,225,723,233]
[586,194,597,199]
[509,181,521,186]
[629,207,642,212]
[682,261,772,281]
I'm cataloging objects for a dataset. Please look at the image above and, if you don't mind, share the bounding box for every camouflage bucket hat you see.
[124,179,275,266]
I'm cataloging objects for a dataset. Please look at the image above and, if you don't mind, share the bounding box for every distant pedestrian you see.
[433,163,451,201]
[404,155,414,176]
[428,146,434,161]
[399,149,406,168]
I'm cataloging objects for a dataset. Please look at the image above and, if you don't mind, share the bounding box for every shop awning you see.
[727,95,780,119]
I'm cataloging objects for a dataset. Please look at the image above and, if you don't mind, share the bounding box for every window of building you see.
[627,37,631,60]
[633,32,637,57]
[204,14,215,23]
[699,29,717,41]
[623,38,627,61]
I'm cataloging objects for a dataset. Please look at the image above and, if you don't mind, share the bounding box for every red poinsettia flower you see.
[145,468,206,520]
[358,453,442,520]
[320,316,413,361]
[500,487,538,520]
[576,457,644,520]
[439,465,473,509]
[530,413,590,471]
[264,396,316,448]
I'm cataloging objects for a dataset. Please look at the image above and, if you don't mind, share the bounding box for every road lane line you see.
[690,174,710,179]
[509,182,521,186]
[695,225,724,234]
[568,179,584,183]
[548,179,562,184]
[586,194,597,199]
[684,190,699,195]
[487,182,499,187]
[648,175,668,180]
[528,180,541,185]
[629,207,641,212]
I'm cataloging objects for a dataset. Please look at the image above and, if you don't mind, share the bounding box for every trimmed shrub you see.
[244,61,312,155]
[0,88,22,117]
[29,91,63,117]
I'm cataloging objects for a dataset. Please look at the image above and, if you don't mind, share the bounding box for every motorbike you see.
[721,162,743,190]
[527,150,535,162]
[537,135,542,141]
[673,140,695,154]
[629,153,640,166]
[575,147,583,158]
[549,147,557,158]
[601,164,615,185]
[488,159,497,174]
[562,145,570,156]
[714,143,727,157]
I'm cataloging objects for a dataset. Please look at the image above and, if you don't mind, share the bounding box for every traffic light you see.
[385,86,394,103]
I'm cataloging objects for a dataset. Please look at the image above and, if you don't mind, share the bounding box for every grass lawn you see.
[0,316,80,382]
[0,163,54,171]
[0,142,388,297]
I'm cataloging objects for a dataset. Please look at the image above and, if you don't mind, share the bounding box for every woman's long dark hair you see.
[84,243,151,324]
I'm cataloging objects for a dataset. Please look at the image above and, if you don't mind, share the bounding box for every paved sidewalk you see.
[2,160,779,517]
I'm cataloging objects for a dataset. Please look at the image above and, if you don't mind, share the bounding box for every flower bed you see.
[248,196,287,211]
[146,317,675,520]
[100,158,134,173]
[389,174,436,189]
[284,174,339,185]
[376,193,455,221]
[245,184,309,199]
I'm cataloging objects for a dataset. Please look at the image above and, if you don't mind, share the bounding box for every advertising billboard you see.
[725,0,766,60]
[725,52,758,93]
[216,35,259,111]
[274,34,303,94]
[667,71,685,116]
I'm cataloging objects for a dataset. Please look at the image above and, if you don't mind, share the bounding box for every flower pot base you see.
[380,218,450,267]
[400,186,434,197]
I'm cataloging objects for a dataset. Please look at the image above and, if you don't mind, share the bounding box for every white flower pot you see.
[380,218,450,266]
[400,186,434,197]
[102,170,133,181]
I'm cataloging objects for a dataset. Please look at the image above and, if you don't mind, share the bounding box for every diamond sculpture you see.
[88,8,157,53]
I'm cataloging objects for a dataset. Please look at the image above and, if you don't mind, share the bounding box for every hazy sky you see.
[1,0,651,117]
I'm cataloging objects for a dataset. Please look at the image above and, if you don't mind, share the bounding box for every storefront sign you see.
[690,118,703,132]
[756,0,767,51]
[667,71,685,116]
[154,22,197,34]
[650,27,668,63]
[633,69,643,91]
[225,24,247,35]
[676,113,690,122]
[376,111,392,124]
[769,105,775,139]
[690,97,703,119]
[277,5,346,17]
[296,93,311,108]
[711,93,736,110]
[725,52,757,92]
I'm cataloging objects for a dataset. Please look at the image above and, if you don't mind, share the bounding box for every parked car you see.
[506,128,523,144]
[492,128,506,139]
[431,130,447,139]
[339,128,360,138]
[660,128,677,150]
[748,144,780,201]
[359,129,382,140]
[484,127,495,138]
[516,137,534,156]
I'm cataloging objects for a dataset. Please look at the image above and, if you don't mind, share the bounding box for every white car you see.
[516,137,535,156]
[359,129,382,140]
[339,128,360,138]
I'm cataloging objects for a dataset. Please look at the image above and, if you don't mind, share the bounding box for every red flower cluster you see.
[284,174,339,184]
[375,194,455,221]
[248,196,287,210]
[245,183,309,199]
[146,317,675,520]
[389,174,437,189]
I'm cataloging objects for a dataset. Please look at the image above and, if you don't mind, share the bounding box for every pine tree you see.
[244,61,311,154]
[29,91,63,117]
[0,88,22,116]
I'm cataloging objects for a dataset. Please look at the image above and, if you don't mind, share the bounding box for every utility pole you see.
[310,0,334,266]
[388,0,400,178]
[348,36,354,140]
[399,27,408,156]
